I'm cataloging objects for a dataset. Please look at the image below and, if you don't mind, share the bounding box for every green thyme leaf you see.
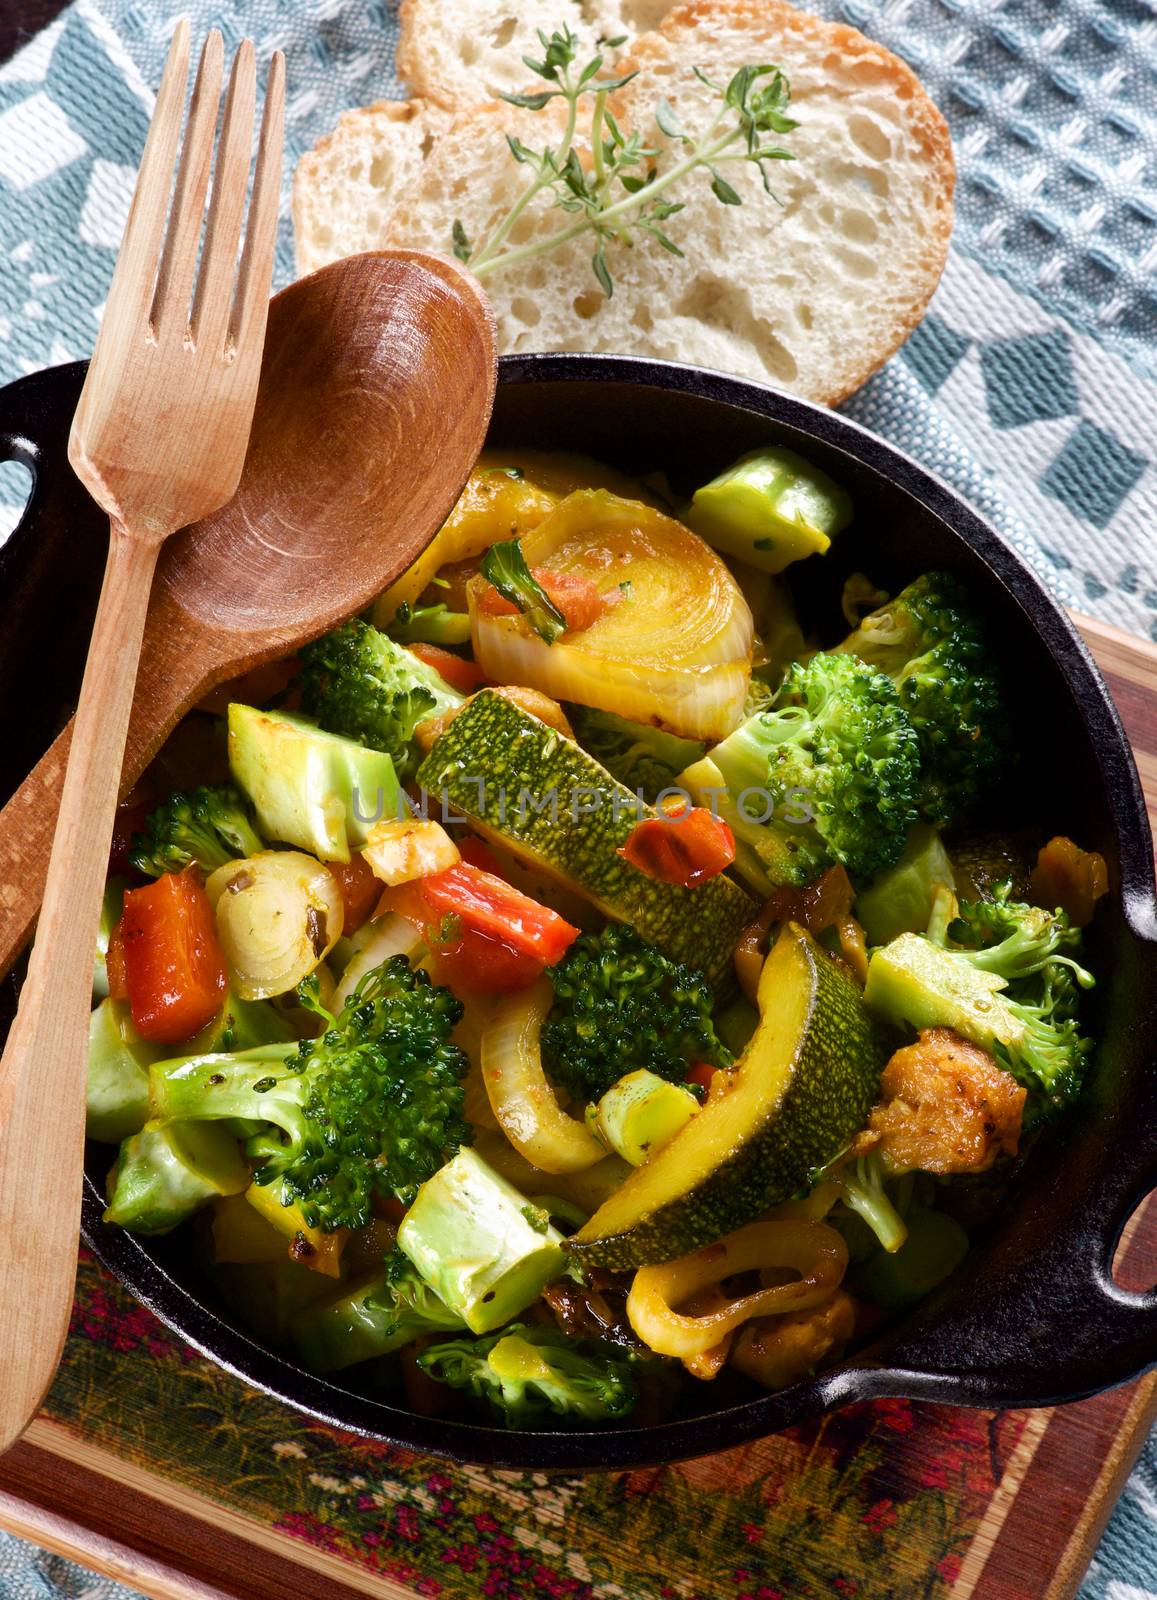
[451,219,472,262]
[710,172,743,205]
[654,98,687,141]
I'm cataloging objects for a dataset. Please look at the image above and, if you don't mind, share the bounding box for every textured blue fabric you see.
[0,1531,140,1599]
[0,4,1154,1598]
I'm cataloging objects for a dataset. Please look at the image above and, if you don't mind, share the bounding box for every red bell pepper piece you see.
[426,922,548,995]
[330,853,381,934]
[119,867,227,1043]
[384,861,579,993]
[618,807,736,889]
[105,916,130,1003]
[406,642,489,695]
[417,862,579,964]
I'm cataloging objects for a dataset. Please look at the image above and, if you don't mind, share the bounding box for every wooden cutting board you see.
[0,609,1152,1600]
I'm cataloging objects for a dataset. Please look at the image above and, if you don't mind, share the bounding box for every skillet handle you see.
[0,364,102,792]
[0,364,103,985]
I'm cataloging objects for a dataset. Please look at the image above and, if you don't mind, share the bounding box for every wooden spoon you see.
[0,250,496,987]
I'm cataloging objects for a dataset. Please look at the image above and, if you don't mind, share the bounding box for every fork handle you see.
[0,526,159,1451]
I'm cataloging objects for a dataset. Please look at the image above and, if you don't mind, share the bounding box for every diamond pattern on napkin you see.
[1041,419,1149,528]
[981,331,1081,429]
[0,93,88,188]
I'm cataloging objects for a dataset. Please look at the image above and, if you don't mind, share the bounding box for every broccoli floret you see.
[567,705,705,804]
[865,895,1096,1117]
[541,924,732,1103]
[950,892,1093,986]
[291,1245,464,1373]
[823,1150,909,1254]
[150,956,471,1230]
[299,618,462,781]
[418,1322,639,1427]
[129,784,263,878]
[836,572,1007,827]
[386,601,472,647]
[708,651,920,887]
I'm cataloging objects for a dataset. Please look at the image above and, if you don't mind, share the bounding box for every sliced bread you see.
[292,98,449,277]
[381,0,954,403]
[397,0,602,110]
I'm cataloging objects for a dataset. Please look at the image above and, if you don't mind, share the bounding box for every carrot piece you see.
[406,642,489,695]
[120,867,227,1043]
[477,568,610,635]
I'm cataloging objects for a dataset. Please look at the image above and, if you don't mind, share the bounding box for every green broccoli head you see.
[150,956,471,1230]
[541,924,732,1103]
[418,1322,640,1427]
[567,705,705,804]
[952,891,1094,1111]
[836,572,1008,827]
[950,892,1093,986]
[298,619,462,781]
[710,651,921,886]
[129,784,264,878]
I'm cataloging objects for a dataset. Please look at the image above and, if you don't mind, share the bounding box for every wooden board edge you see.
[1046,1374,1157,1600]
[0,1419,420,1600]
[0,1488,233,1600]
[948,1410,1055,1600]
[1071,611,1157,679]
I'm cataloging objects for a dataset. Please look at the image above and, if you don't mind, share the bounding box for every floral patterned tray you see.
[0,613,1153,1600]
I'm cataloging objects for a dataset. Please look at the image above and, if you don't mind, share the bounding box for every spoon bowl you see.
[0,250,496,979]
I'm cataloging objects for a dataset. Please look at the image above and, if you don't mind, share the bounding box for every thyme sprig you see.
[452,27,797,297]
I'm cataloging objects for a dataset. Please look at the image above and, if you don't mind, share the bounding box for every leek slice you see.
[468,490,753,743]
[372,451,655,625]
[206,852,343,1001]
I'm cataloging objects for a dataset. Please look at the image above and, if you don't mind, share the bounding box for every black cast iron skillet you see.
[2,353,1156,1470]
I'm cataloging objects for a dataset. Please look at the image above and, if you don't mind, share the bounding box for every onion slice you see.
[206,852,344,1001]
[481,979,605,1174]
[469,490,753,742]
[626,1220,848,1359]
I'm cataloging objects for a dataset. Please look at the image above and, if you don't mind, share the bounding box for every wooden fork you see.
[0,23,285,1450]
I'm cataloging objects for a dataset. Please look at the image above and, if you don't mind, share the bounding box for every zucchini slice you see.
[416,689,754,987]
[568,924,891,1269]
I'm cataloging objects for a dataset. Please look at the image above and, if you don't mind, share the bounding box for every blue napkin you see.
[0,5,1154,1599]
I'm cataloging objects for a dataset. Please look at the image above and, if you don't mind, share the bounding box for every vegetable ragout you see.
[90,443,1107,1429]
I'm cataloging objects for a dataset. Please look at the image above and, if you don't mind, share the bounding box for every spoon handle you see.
[0,526,159,1451]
